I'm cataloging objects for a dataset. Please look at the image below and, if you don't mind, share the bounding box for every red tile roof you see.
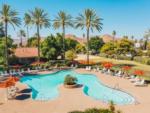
[14,47,38,58]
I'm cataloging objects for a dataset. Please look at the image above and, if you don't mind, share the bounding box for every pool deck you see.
[0,68,150,113]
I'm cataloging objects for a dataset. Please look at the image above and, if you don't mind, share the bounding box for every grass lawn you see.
[76,54,150,80]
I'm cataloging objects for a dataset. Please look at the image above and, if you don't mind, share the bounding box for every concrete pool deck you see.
[0,68,150,113]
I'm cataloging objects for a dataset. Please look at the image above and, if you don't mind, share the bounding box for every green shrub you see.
[69,108,112,113]
[69,101,121,113]
[64,75,77,85]
[146,59,150,65]
[69,111,83,113]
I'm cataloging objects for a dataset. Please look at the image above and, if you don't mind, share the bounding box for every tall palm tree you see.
[144,29,150,50]
[53,11,73,60]
[24,13,31,39]
[18,29,26,47]
[75,9,103,65]
[26,8,50,65]
[0,4,21,68]
[112,30,116,42]
[0,22,5,37]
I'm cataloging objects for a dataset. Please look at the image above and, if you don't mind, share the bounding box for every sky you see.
[0,0,150,39]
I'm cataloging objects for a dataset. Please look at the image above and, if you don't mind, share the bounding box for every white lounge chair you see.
[96,67,100,72]
[85,66,91,71]
[75,64,78,68]
[130,77,140,83]
[27,68,31,72]
[9,70,13,75]
[134,79,147,86]
[115,71,122,77]
[106,69,111,74]
[85,66,88,70]
[12,70,16,75]
[21,69,25,73]
[0,71,3,76]
[125,75,135,79]
[71,64,74,68]
[3,71,9,76]
[101,68,107,73]
[17,69,21,74]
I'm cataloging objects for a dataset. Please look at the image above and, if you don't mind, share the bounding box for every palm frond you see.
[53,11,73,29]
[0,4,21,28]
[75,8,103,32]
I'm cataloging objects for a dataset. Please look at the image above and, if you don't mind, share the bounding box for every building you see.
[14,47,38,64]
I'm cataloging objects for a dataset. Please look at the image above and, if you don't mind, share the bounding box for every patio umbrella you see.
[134,70,144,76]
[102,62,114,69]
[0,76,19,101]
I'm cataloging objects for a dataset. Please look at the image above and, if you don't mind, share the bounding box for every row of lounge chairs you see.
[85,66,147,87]
[0,64,76,77]
[0,67,45,77]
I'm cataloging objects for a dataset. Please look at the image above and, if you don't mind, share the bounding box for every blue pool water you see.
[20,70,135,105]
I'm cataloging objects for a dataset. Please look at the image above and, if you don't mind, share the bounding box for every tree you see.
[88,36,104,54]
[41,34,63,60]
[0,37,14,65]
[27,37,38,47]
[0,4,21,68]
[112,30,116,42]
[144,29,150,50]
[53,11,73,60]
[18,29,26,47]
[100,42,117,55]
[65,50,77,61]
[75,9,103,65]
[131,35,134,40]
[0,22,4,37]
[24,13,31,39]
[75,43,86,53]
[116,37,135,56]
[65,38,79,51]
[26,8,50,65]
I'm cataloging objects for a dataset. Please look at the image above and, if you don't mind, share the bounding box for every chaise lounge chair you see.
[130,77,140,83]
[115,71,123,77]
[134,79,147,86]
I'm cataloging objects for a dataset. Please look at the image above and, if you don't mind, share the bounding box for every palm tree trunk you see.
[113,35,115,42]
[87,27,90,66]
[37,25,40,67]
[4,21,8,69]
[27,26,29,39]
[20,35,22,47]
[62,25,65,61]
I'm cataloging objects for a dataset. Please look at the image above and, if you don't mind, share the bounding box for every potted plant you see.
[64,75,78,88]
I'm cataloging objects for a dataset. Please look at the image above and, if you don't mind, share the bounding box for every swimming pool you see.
[20,70,135,105]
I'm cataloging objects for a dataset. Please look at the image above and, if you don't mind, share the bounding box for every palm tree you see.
[75,9,103,65]
[26,8,50,65]
[112,30,116,42]
[144,29,150,50]
[24,13,31,39]
[131,35,134,40]
[53,11,73,60]
[0,4,21,68]
[18,29,26,47]
[0,22,5,37]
